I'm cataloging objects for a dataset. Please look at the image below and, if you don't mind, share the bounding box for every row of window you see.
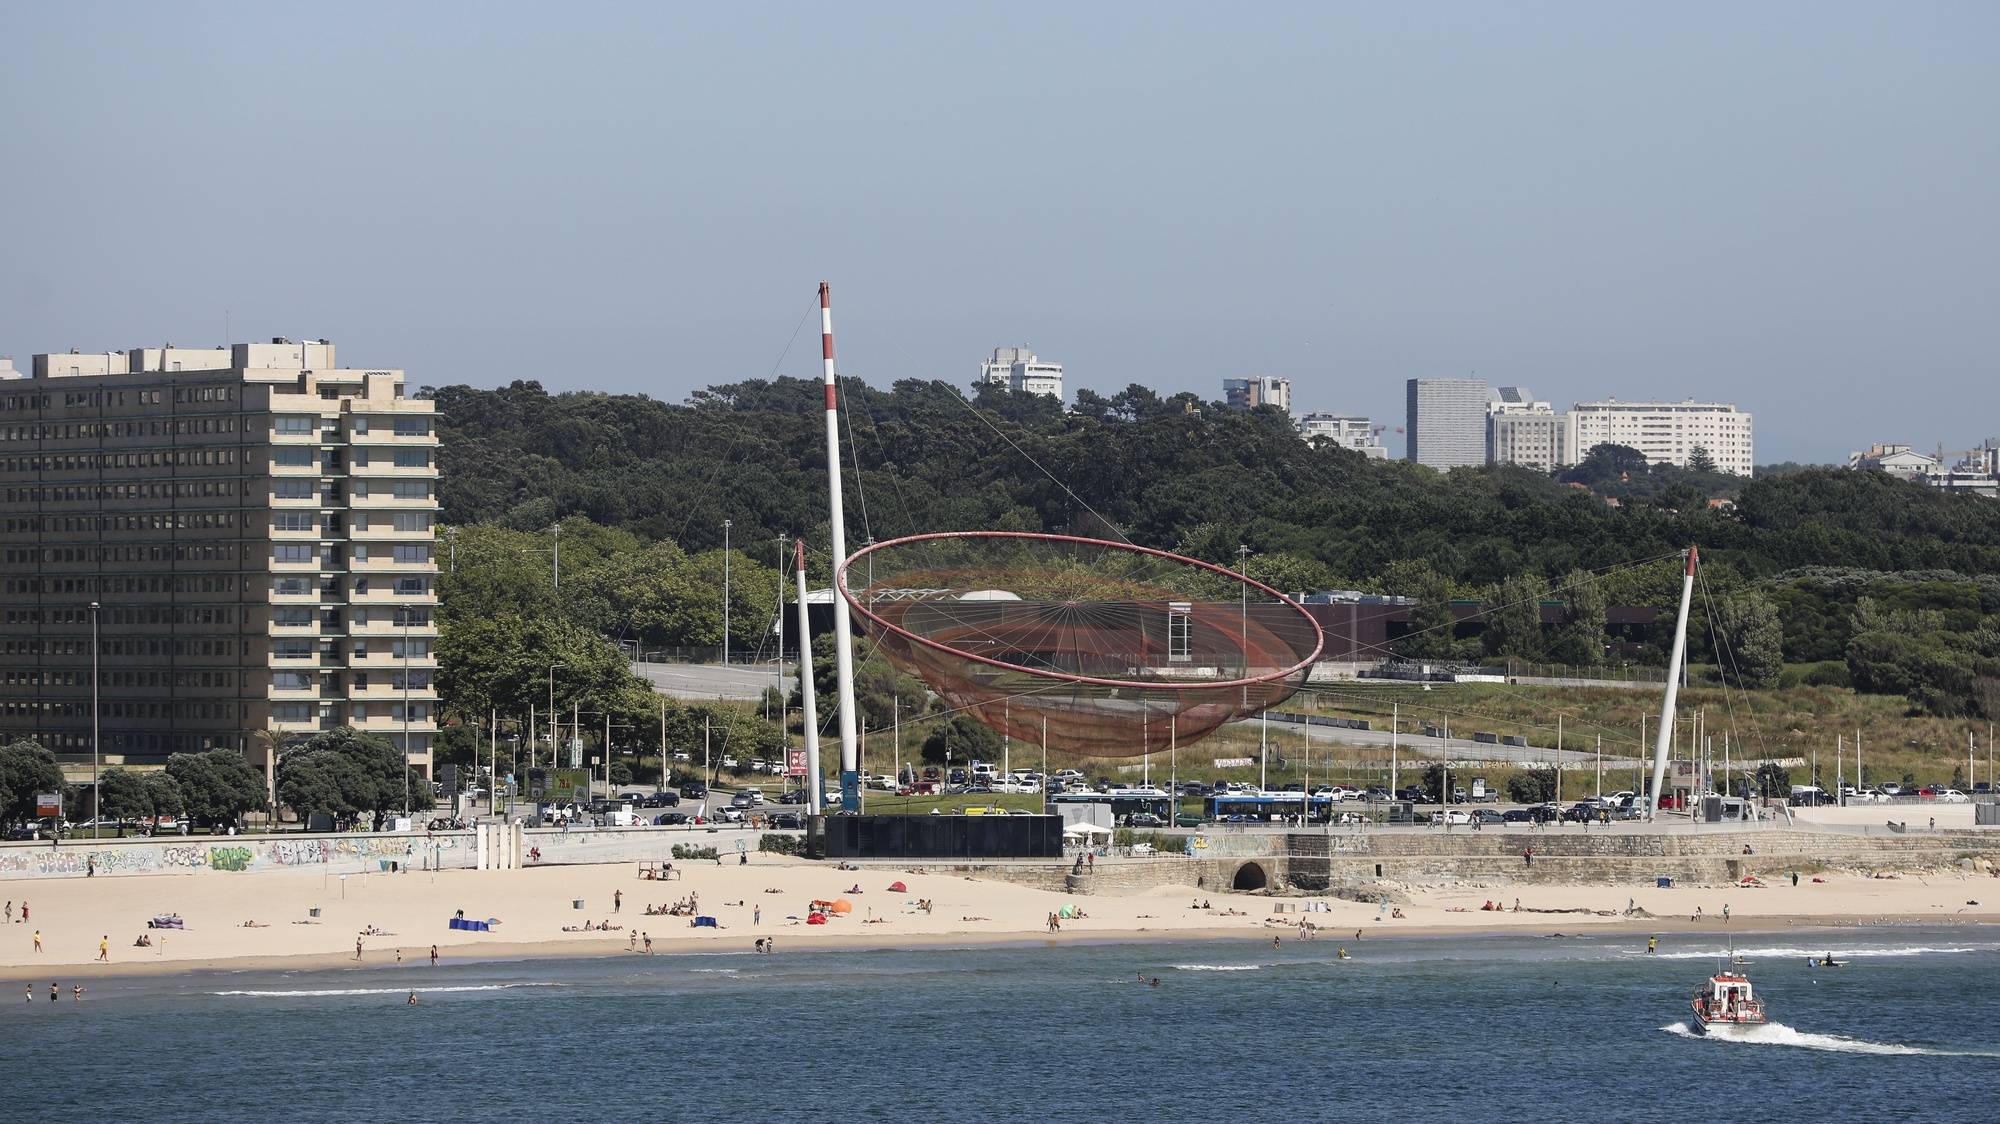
[270,702,433,722]
[268,510,434,532]
[0,447,245,472]
[271,637,433,659]
[0,606,239,626]
[2,482,246,503]
[272,669,434,691]
[2,730,243,753]
[0,414,241,441]
[0,669,242,690]
[0,574,239,595]
[0,700,244,721]
[0,638,240,658]
[275,415,431,437]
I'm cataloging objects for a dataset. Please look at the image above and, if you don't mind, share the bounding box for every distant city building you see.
[1297,413,1386,458]
[0,357,20,380]
[4,339,439,788]
[1848,443,1939,480]
[1223,376,1291,414]
[1850,440,2000,496]
[1486,388,1568,471]
[1567,399,1753,476]
[1405,378,1491,470]
[978,346,1063,399]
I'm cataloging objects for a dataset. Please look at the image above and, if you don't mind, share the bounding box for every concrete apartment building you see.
[1296,412,1387,457]
[0,339,439,791]
[979,346,1064,399]
[1568,399,1753,475]
[1486,386,1567,471]
[1405,377,1491,469]
[1223,376,1291,414]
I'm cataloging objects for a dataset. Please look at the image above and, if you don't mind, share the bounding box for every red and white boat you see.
[1690,971,1768,1036]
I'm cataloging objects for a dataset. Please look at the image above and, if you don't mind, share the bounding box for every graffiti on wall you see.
[0,832,465,879]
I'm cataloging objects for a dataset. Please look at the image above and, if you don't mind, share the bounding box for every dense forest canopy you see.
[424,378,2000,718]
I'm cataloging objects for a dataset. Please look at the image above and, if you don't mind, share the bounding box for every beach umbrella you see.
[830,899,854,914]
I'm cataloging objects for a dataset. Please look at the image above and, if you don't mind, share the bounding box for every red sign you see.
[787,749,807,777]
[35,792,61,818]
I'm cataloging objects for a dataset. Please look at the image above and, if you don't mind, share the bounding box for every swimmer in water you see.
[1337,947,1349,960]
[407,991,419,1005]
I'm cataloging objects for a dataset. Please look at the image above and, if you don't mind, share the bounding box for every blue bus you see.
[1204,792,1341,824]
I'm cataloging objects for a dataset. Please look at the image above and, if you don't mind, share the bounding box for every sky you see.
[1,2,1995,464]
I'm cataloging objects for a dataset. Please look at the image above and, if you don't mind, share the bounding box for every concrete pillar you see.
[475,825,489,871]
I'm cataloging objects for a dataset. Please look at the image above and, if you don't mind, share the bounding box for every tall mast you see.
[1648,546,1699,819]
[795,540,823,816]
[820,281,862,812]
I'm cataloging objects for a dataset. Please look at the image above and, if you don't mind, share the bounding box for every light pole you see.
[89,601,100,829]
[732,520,740,664]
[402,616,411,816]
[549,523,562,591]
[547,664,564,772]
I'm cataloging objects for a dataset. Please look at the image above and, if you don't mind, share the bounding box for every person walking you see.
[97,935,108,962]
[1523,847,1533,868]
[33,930,42,954]
[614,889,622,913]
[429,945,439,967]
[49,983,59,1003]
[354,936,364,961]
[753,904,761,926]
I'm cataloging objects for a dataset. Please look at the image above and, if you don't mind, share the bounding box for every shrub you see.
[758,833,804,856]
[671,844,719,860]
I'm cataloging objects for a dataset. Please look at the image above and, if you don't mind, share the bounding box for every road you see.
[634,661,792,701]
[1232,712,1647,771]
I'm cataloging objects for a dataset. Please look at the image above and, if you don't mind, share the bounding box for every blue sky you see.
[2,2,1994,462]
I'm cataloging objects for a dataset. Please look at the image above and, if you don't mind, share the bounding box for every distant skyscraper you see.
[978,347,1063,400]
[1406,378,1491,469]
[1222,376,1291,414]
[1486,386,1567,471]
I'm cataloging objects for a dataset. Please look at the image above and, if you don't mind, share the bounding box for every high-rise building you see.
[1223,376,1291,414]
[1568,399,1754,475]
[1296,413,1386,457]
[978,347,1063,399]
[2,339,439,791]
[1485,387,1568,471]
[1405,378,1491,469]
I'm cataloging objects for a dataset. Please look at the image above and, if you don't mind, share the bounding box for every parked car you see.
[1936,789,1970,803]
[1123,813,1165,828]
[1500,808,1534,823]
[1174,812,1205,828]
[654,812,690,826]
[767,812,804,829]
[1470,809,1506,825]
[680,782,709,800]
[778,789,808,805]
[711,807,746,824]
[1429,809,1472,825]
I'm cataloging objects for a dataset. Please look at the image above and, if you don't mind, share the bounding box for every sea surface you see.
[6,927,1999,1122]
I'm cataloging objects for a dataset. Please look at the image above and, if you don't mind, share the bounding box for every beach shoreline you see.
[3,854,1995,982]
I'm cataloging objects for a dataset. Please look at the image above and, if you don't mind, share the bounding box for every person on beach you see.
[754,905,761,926]
[429,945,439,966]
[97,936,108,962]
[643,933,652,954]
[1523,848,1533,867]
[614,890,622,913]
[72,985,82,1002]
[20,902,27,923]
[1647,936,1657,954]
[407,991,419,1005]
[33,930,42,953]
[355,937,364,961]
[1722,903,1730,922]
[22,986,29,1004]
[50,983,58,1003]
[5,901,10,922]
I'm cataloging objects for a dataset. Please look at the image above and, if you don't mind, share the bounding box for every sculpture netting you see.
[837,532,1323,758]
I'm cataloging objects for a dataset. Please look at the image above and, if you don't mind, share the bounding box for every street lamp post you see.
[547,664,564,771]
[90,602,100,828]
[722,519,732,666]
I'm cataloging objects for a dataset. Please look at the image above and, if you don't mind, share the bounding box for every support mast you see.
[820,282,862,812]
[1647,546,1699,819]
[795,540,823,815]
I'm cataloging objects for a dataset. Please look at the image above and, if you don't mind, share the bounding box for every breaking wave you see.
[213,983,555,997]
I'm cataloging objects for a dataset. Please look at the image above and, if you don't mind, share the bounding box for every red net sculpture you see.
[837,532,1323,758]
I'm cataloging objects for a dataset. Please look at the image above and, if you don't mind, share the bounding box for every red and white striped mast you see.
[820,281,862,812]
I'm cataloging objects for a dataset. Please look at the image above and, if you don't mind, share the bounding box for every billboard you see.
[36,792,61,818]
[787,749,807,777]
[528,767,590,803]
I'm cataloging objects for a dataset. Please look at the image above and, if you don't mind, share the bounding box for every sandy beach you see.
[4,854,1997,979]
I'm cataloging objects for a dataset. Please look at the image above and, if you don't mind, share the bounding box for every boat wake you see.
[1172,963,1263,972]
[1660,1021,2000,1056]
[1647,944,1988,961]
[213,983,557,998]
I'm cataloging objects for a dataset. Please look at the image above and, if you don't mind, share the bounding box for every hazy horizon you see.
[3,3,1995,463]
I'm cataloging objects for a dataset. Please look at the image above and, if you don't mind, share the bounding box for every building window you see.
[274,479,316,499]
[391,481,430,499]
[392,449,430,469]
[393,544,432,564]
[272,671,314,690]
[273,640,314,660]
[273,416,317,435]
[274,577,312,596]
[273,607,314,627]
[272,544,316,563]
[273,448,315,468]
[393,418,430,437]
[391,512,432,532]
[394,577,430,596]
[272,512,315,532]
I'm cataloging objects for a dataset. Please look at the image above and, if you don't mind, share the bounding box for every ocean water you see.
[7,928,1999,1122]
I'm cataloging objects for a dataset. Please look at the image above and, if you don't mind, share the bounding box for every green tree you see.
[165,749,269,829]
[1390,563,1460,660]
[921,715,1002,766]
[1506,765,1558,804]
[1753,761,1790,799]
[1686,446,1718,474]
[1482,573,1550,662]
[142,772,185,825]
[276,728,432,829]
[0,740,63,825]
[1712,594,1784,689]
[96,769,151,834]
[1547,569,1607,666]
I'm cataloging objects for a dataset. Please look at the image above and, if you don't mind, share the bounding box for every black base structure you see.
[808,814,1064,860]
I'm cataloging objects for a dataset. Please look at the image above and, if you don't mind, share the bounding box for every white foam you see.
[213,982,555,998]
[1172,964,1262,972]
[1660,1021,2000,1057]
[688,968,740,975]
[1647,944,1988,961]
